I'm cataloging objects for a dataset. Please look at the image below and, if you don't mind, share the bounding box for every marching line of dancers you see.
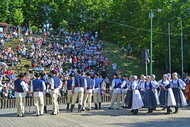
[13,70,187,117]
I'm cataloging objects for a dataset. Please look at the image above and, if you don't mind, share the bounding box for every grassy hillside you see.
[102,41,162,79]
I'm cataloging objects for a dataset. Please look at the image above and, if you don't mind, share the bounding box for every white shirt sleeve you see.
[21,81,28,92]
[72,78,75,87]
[42,81,46,91]
[132,82,137,90]
[179,79,186,89]
[151,80,159,88]
[84,79,87,88]
[121,81,126,88]
[110,79,115,90]
[59,80,63,89]
[65,81,68,90]
[93,79,95,89]
[50,78,54,89]
[30,80,33,92]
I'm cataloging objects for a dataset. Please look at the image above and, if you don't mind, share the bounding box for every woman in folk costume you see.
[171,72,187,114]
[125,75,144,115]
[184,74,190,104]
[151,74,160,106]
[137,75,146,101]
[143,75,157,113]
[158,74,176,114]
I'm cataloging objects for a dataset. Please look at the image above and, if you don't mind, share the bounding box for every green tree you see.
[12,8,24,25]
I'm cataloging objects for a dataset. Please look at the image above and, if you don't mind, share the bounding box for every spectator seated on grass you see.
[5,68,15,80]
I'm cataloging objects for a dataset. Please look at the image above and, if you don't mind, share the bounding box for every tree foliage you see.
[0,0,190,73]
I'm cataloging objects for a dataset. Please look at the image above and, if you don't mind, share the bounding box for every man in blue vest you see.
[93,73,103,109]
[121,75,129,108]
[70,70,86,112]
[50,70,62,115]
[83,72,94,111]
[109,74,122,109]
[30,73,46,116]
[14,73,28,117]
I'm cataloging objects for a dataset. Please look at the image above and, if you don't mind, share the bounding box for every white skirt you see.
[153,89,160,105]
[132,90,144,110]
[167,88,176,106]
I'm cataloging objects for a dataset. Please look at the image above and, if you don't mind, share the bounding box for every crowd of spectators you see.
[0,30,111,99]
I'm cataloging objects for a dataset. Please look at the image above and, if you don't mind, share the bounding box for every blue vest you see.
[114,78,122,88]
[123,79,129,89]
[171,79,180,88]
[86,77,94,90]
[161,80,171,89]
[145,81,153,89]
[52,76,61,88]
[74,75,85,87]
[14,79,24,92]
[32,79,44,92]
[67,80,73,90]
[94,78,102,88]
[79,75,85,87]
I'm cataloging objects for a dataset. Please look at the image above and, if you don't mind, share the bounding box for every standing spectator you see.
[104,58,109,71]
[127,44,132,56]
[120,47,125,54]
[112,63,117,74]
[185,74,190,104]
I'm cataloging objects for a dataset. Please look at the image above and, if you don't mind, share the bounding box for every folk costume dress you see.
[158,79,176,107]
[143,81,157,109]
[138,80,146,101]
[171,79,187,107]
[125,81,144,110]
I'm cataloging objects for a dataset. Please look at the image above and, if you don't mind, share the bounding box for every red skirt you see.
[185,84,190,101]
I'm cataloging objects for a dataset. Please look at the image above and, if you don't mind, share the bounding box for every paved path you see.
[0,103,190,127]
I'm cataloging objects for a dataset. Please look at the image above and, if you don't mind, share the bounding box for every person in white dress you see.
[125,75,144,115]
[171,72,187,114]
[158,74,176,114]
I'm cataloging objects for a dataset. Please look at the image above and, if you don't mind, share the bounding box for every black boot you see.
[66,103,70,110]
[149,108,153,113]
[78,104,82,113]
[94,103,98,109]
[173,107,179,114]
[161,107,166,111]
[132,109,138,115]
[70,105,75,112]
[44,106,47,113]
[99,103,101,109]
[147,108,151,113]
[165,107,171,115]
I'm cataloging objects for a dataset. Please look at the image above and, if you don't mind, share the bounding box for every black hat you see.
[123,75,127,77]
[50,70,57,74]
[95,72,99,76]
[86,72,90,76]
[114,73,118,76]
[34,73,41,77]
[18,73,25,78]
[77,70,82,74]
